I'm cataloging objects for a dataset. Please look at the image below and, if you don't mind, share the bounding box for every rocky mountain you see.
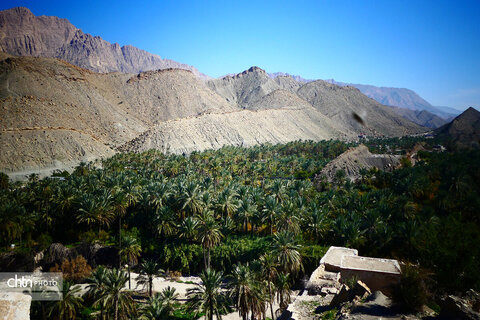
[0,53,424,176]
[435,107,480,149]
[0,7,205,76]
[0,7,427,177]
[325,79,460,119]
[296,80,422,136]
[268,73,455,127]
[389,107,447,129]
[268,72,312,83]
[209,69,423,137]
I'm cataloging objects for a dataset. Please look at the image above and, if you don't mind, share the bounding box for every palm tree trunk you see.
[128,265,131,289]
[207,246,211,269]
[118,216,122,269]
[149,277,153,297]
[114,296,119,320]
[209,299,214,320]
[268,283,275,320]
[203,246,208,270]
[41,302,46,320]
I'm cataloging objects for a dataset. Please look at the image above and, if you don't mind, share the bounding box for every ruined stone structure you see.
[308,246,401,296]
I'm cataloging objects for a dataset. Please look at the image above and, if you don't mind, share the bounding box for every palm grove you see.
[1,139,480,319]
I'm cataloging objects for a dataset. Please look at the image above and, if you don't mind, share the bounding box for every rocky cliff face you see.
[0,7,204,76]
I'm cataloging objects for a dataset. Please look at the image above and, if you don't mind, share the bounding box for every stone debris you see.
[0,292,32,320]
[439,291,480,320]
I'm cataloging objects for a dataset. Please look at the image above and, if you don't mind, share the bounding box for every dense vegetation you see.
[1,139,479,318]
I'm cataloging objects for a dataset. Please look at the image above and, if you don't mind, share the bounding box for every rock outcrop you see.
[434,107,480,149]
[42,243,119,270]
[389,106,447,129]
[439,290,480,320]
[317,145,401,183]
[0,7,205,76]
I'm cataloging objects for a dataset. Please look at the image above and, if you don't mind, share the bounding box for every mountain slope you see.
[207,67,280,107]
[0,53,348,173]
[296,80,424,136]
[435,107,480,149]
[119,107,348,154]
[325,79,459,119]
[0,7,204,76]
[389,107,447,128]
[209,68,424,137]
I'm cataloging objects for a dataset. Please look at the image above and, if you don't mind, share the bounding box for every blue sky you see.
[2,0,479,110]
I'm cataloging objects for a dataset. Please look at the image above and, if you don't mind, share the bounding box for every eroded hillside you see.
[0,53,424,176]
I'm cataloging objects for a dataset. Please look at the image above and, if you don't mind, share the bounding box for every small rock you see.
[321,287,339,295]
[351,280,371,300]
[439,294,480,320]
[330,284,351,307]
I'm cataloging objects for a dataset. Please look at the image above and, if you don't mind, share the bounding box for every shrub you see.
[392,263,428,311]
[50,255,92,283]
[79,230,110,244]
[300,245,328,276]
[36,234,52,250]
[343,275,358,289]
[168,270,182,281]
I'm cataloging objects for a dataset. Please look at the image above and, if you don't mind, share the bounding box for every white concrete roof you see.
[340,255,401,274]
[320,246,358,270]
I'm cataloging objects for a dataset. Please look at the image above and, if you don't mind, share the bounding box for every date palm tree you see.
[229,264,255,320]
[138,260,165,297]
[140,289,180,320]
[154,206,177,238]
[197,210,223,269]
[76,195,113,231]
[140,294,168,320]
[187,268,230,320]
[86,266,108,319]
[262,196,279,235]
[236,198,255,234]
[97,269,136,320]
[159,286,179,316]
[275,273,291,311]
[120,235,142,289]
[48,281,83,320]
[215,188,239,225]
[179,182,205,217]
[272,231,303,276]
[178,216,199,241]
[260,253,278,320]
